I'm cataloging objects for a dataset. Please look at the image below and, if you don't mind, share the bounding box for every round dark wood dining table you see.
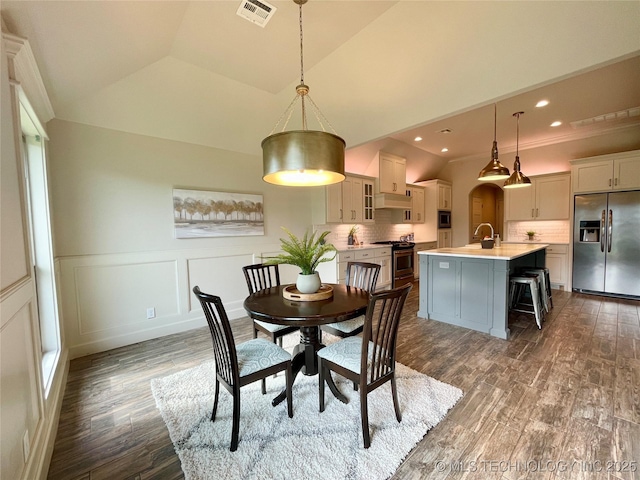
[243,283,369,406]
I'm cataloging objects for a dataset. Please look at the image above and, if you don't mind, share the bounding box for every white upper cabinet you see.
[376,152,406,194]
[571,150,640,193]
[505,173,570,221]
[324,175,374,224]
[438,182,452,210]
[403,185,425,223]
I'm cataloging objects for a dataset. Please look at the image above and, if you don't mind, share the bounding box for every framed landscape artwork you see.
[173,188,264,238]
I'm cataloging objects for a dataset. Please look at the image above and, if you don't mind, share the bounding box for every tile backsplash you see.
[505,220,570,244]
[315,210,421,246]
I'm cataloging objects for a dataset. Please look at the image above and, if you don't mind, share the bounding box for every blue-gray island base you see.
[417,244,548,339]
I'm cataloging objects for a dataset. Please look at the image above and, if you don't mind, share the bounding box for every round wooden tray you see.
[282,284,333,301]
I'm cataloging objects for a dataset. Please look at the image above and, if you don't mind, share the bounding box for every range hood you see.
[374,193,411,209]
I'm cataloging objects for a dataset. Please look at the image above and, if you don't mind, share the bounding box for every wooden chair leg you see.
[391,375,402,422]
[211,378,220,421]
[230,390,240,452]
[318,360,326,412]
[360,388,370,448]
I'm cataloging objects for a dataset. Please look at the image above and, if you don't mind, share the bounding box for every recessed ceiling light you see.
[414,136,422,142]
[441,148,448,153]
[550,121,562,127]
[536,100,549,108]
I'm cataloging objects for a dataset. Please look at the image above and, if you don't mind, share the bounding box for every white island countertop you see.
[418,243,548,260]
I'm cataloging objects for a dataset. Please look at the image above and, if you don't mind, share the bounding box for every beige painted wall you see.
[46,120,315,357]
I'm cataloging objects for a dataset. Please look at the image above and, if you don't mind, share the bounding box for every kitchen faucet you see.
[474,223,494,240]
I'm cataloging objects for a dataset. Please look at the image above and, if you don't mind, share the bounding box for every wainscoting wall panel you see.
[74,261,180,335]
[59,244,283,359]
[0,280,42,480]
[186,253,254,315]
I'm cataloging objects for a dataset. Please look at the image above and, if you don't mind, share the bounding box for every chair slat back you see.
[346,262,380,292]
[361,284,412,384]
[243,263,281,294]
[192,286,239,387]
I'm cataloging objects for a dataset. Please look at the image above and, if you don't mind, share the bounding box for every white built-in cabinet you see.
[416,179,453,243]
[571,150,640,193]
[505,173,570,221]
[438,229,452,248]
[325,175,375,224]
[404,185,425,223]
[376,152,406,194]
[438,182,452,210]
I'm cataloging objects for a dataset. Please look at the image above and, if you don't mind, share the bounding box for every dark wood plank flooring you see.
[47,284,640,479]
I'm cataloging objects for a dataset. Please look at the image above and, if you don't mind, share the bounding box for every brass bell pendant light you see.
[261,0,345,187]
[478,104,510,181]
[503,111,532,189]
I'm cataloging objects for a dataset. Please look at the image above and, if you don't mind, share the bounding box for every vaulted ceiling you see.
[2,1,639,181]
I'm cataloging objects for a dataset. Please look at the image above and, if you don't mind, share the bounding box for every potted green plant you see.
[526,230,536,241]
[263,227,337,293]
[347,225,358,245]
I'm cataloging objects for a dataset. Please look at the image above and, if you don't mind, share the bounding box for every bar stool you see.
[522,267,553,312]
[509,275,544,329]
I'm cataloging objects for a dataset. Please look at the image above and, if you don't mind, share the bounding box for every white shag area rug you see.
[151,336,462,480]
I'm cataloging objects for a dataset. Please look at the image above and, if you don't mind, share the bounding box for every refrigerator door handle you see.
[600,209,606,252]
[608,209,613,253]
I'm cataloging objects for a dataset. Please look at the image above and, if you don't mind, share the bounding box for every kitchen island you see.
[417,244,548,339]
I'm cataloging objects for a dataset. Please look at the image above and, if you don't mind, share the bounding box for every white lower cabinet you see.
[438,229,452,248]
[413,241,437,279]
[545,244,568,288]
[374,248,392,289]
[318,247,392,290]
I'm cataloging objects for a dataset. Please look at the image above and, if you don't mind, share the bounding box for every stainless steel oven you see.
[373,241,415,288]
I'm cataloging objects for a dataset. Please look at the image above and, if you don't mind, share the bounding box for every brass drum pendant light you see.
[503,111,532,189]
[478,104,510,181]
[261,0,345,187]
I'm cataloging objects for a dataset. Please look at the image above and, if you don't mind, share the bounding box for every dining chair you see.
[192,286,293,452]
[321,261,380,339]
[317,283,412,448]
[243,264,299,348]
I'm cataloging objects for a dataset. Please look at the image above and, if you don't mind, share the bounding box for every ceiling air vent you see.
[236,0,277,28]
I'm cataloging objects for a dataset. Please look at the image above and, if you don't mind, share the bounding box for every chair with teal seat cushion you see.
[318,283,412,448]
[192,286,293,452]
[243,263,299,350]
[321,261,380,339]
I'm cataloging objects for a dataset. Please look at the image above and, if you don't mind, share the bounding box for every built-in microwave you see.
[438,210,451,229]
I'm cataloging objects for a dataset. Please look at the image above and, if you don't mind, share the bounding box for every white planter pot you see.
[296,272,321,294]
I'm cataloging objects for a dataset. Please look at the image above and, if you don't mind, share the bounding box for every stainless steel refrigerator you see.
[573,190,640,297]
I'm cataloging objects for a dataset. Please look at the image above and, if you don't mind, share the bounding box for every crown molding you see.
[3,32,55,124]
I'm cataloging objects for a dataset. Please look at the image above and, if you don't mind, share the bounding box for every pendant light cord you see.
[515,112,520,156]
[493,104,497,143]
[267,0,338,136]
[299,2,304,86]
[298,1,307,130]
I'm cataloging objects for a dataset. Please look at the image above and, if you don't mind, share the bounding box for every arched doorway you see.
[468,184,504,243]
